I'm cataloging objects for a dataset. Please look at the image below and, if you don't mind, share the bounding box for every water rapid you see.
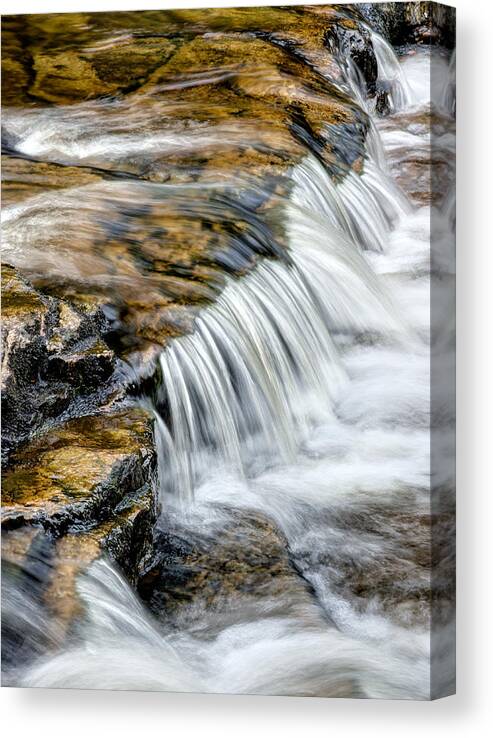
[3,16,455,699]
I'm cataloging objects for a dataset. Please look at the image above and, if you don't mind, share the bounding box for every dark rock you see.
[359,2,455,49]
[325,21,378,96]
[1,265,121,464]
[375,82,392,116]
[138,507,326,629]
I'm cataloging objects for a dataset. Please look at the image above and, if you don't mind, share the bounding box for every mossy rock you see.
[2,406,156,536]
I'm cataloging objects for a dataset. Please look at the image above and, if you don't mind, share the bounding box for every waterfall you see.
[154,153,406,508]
[440,49,456,116]
[290,154,409,252]
[4,9,455,699]
[20,557,429,698]
[372,32,413,110]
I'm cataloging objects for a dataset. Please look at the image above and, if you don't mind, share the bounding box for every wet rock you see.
[1,178,287,359]
[1,265,120,462]
[135,32,367,175]
[293,503,432,627]
[1,7,370,106]
[30,51,117,104]
[1,13,177,106]
[325,18,378,95]
[1,406,157,647]
[1,22,33,106]
[1,407,155,536]
[1,155,103,206]
[42,482,155,630]
[375,83,392,116]
[404,2,455,47]
[2,474,156,656]
[1,6,373,368]
[413,24,441,45]
[1,7,371,363]
[378,110,455,206]
[138,507,326,630]
[359,2,455,49]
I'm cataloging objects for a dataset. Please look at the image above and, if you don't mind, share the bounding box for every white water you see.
[17,43,455,698]
[156,159,407,506]
[371,33,413,111]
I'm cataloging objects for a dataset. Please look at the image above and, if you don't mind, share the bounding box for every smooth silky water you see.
[4,38,455,698]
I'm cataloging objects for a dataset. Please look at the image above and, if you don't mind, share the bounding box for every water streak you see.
[372,32,413,110]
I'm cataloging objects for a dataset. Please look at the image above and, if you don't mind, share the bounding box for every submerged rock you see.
[378,106,455,206]
[325,14,378,95]
[1,155,104,206]
[138,507,327,631]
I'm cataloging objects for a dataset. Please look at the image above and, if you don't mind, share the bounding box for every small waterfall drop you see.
[290,154,409,253]
[372,32,413,110]
[154,153,406,508]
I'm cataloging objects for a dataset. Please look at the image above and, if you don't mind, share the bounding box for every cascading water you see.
[2,10,455,699]
[371,32,413,111]
[155,156,408,508]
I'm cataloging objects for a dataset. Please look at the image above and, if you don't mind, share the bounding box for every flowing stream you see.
[3,20,455,699]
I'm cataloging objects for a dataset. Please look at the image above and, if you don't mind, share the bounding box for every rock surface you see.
[2,7,375,360]
[2,407,156,649]
[1,264,120,462]
[138,507,328,631]
[359,2,455,48]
